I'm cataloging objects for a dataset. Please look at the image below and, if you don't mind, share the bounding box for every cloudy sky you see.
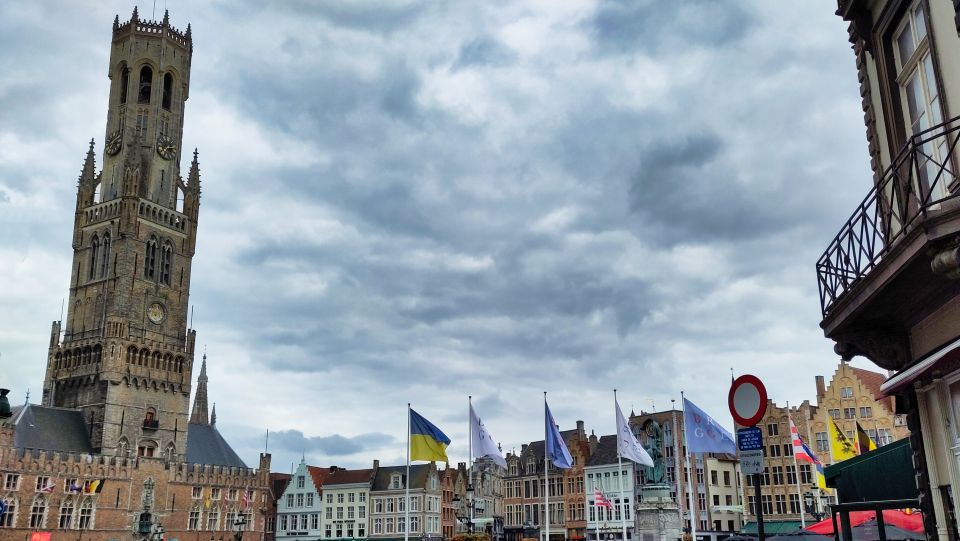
[0,1,877,472]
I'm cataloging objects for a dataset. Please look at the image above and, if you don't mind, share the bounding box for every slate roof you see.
[325,468,376,486]
[585,435,618,467]
[518,429,577,463]
[186,422,247,468]
[10,404,93,453]
[372,463,434,491]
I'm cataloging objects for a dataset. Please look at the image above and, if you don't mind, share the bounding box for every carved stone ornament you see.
[832,326,910,370]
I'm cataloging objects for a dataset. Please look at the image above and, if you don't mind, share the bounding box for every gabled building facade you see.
[276,461,331,540]
[319,465,377,541]
[369,464,443,541]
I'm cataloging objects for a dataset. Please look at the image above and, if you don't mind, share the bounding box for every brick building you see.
[0,8,271,540]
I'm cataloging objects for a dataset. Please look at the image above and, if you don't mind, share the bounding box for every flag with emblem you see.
[829,418,857,462]
[683,397,736,454]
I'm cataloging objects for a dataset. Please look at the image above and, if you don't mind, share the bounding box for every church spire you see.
[190,353,209,424]
[211,403,217,425]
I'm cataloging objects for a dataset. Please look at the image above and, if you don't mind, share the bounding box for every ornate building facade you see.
[0,9,271,540]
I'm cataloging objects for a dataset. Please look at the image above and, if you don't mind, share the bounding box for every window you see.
[772,467,783,485]
[789,493,801,514]
[144,237,157,279]
[386,518,394,533]
[325,507,332,520]
[138,66,153,104]
[348,492,355,503]
[840,387,854,399]
[786,465,797,485]
[229,488,238,500]
[280,515,287,531]
[816,432,829,452]
[310,513,318,529]
[828,409,840,420]
[287,494,294,507]
[859,407,873,418]
[775,494,787,514]
[207,508,219,530]
[296,494,304,507]
[336,506,343,519]
[710,470,718,485]
[337,493,344,504]
[162,73,173,110]
[188,508,200,530]
[397,517,405,533]
[767,423,779,436]
[769,445,781,457]
[374,519,383,534]
[359,492,366,503]
[894,1,949,201]
[64,478,78,493]
[844,407,856,419]
[878,428,893,445]
[35,476,51,492]
[192,486,202,499]
[799,464,812,484]
[713,495,720,506]
[348,506,355,519]
[386,498,394,512]
[783,443,793,457]
[359,506,365,519]
[100,232,112,278]
[411,516,420,532]
[374,498,382,513]
[159,244,172,285]
[398,497,405,513]
[58,498,74,529]
[726,495,733,505]
[89,236,100,280]
[120,67,130,104]
[762,495,773,515]
[326,524,333,538]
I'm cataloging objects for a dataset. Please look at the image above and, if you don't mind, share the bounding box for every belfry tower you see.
[41,9,201,459]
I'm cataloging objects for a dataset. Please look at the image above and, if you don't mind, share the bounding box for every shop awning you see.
[741,521,803,535]
[823,439,917,502]
[880,335,960,396]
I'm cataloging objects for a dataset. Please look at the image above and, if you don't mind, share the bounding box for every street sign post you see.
[729,375,769,541]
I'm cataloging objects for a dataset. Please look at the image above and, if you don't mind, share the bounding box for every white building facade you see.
[585,436,636,541]
[319,467,376,540]
[277,461,329,540]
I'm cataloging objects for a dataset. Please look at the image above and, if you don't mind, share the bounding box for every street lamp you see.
[233,513,247,541]
[803,492,824,522]
[152,523,166,541]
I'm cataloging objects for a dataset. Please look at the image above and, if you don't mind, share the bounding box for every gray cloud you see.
[256,429,395,457]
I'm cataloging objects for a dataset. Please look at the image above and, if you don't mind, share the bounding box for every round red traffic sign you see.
[728,374,767,427]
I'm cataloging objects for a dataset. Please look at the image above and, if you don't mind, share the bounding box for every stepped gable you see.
[9,403,93,453]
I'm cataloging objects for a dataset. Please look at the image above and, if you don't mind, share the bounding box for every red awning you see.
[880,335,960,396]
[805,510,923,534]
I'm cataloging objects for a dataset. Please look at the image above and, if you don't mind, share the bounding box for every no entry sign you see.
[728,374,767,427]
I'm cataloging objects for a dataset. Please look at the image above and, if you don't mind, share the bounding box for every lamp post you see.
[803,492,824,522]
[233,513,247,541]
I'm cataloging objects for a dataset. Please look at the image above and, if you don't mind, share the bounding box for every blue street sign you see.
[737,426,763,451]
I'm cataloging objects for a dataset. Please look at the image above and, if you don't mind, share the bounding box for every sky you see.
[0,1,880,473]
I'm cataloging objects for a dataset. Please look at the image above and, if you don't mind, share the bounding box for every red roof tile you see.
[307,466,334,492]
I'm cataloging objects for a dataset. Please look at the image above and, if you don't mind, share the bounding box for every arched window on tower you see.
[100,232,112,278]
[89,235,100,281]
[120,67,130,104]
[162,73,173,110]
[160,243,172,285]
[144,237,157,279]
[138,66,153,104]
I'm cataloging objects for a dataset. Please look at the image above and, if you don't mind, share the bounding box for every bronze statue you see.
[642,419,667,484]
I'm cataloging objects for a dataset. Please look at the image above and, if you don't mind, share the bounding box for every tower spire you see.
[190,353,209,424]
[211,403,217,425]
[79,138,96,186]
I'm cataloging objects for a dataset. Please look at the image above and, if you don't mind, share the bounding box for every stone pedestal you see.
[635,485,681,541]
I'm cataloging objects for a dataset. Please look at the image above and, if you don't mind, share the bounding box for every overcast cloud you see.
[0,1,876,472]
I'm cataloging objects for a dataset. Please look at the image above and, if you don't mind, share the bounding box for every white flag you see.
[471,404,507,467]
[616,399,654,467]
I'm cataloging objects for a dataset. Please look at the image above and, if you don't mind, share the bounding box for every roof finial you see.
[186,23,192,39]
[113,14,120,30]
[163,9,170,26]
[131,5,139,21]
[211,403,217,425]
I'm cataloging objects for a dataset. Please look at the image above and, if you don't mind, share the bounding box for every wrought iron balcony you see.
[817,116,960,317]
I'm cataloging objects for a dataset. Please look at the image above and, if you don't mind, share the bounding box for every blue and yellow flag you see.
[410,408,450,462]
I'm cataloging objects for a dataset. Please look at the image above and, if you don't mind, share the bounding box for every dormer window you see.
[391,474,403,489]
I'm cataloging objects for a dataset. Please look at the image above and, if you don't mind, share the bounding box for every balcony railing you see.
[817,116,960,317]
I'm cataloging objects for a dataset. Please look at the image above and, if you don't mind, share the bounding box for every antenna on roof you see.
[265,429,270,453]
[24,388,30,404]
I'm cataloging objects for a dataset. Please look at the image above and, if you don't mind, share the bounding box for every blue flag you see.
[0,499,6,520]
[683,397,736,454]
[545,401,573,469]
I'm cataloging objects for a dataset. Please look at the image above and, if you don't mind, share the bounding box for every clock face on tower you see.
[147,302,166,324]
[156,134,177,160]
[105,130,122,156]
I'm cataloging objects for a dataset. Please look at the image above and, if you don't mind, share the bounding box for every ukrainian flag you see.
[410,408,451,462]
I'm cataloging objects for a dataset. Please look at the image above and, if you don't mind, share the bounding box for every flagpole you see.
[671,400,682,518]
[681,392,696,541]
[469,395,475,532]
[406,403,411,541]
[544,391,550,541]
[614,390,628,541]
[787,402,806,528]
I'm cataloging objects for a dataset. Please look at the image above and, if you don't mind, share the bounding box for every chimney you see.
[576,420,585,437]
[816,375,826,402]
[330,466,339,472]
[373,459,379,470]
[588,431,599,454]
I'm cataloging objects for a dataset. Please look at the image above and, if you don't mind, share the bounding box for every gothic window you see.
[29,496,47,529]
[120,67,130,104]
[188,507,201,530]
[162,73,173,110]
[138,66,153,104]
[160,243,173,285]
[100,232,111,278]
[207,507,219,530]
[77,499,93,529]
[144,237,157,279]
[58,497,74,529]
[0,498,16,527]
[89,235,100,281]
